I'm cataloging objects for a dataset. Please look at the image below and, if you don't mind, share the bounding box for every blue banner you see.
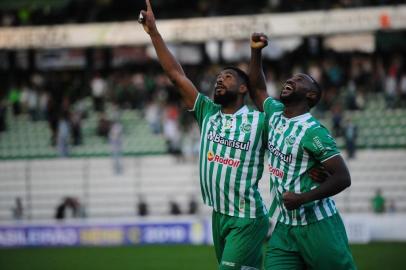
[0,220,209,248]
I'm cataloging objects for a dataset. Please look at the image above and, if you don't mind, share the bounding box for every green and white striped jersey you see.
[192,93,267,218]
[264,97,340,226]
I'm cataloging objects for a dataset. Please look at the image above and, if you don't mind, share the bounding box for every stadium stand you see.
[1,149,405,220]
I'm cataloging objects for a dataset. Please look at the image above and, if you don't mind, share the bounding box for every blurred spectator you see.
[169,200,182,215]
[384,73,397,109]
[109,119,124,175]
[97,112,111,138]
[91,73,107,112]
[0,98,6,132]
[8,85,21,116]
[47,96,59,146]
[71,110,83,146]
[163,104,183,159]
[57,111,71,157]
[137,196,148,216]
[55,197,85,220]
[344,117,358,159]
[372,188,385,214]
[400,71,406,107]
[331,104,343,137]
[145,99,162,134]
[188,196,199,215]
[388,199,396,213]
[11,197,24,220]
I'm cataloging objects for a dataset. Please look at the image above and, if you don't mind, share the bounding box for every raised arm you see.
[283,155,351,210]
[248,33,270,112]
[139,0,198,109]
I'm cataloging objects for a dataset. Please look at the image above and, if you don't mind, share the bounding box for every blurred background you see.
[0,0,405,269]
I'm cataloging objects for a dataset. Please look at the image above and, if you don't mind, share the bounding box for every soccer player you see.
[139,1,269,269]
[248,33,357,270]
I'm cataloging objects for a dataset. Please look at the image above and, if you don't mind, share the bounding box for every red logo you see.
[207,151,214,161]
[208,151,240,168]
[268,165,284,178]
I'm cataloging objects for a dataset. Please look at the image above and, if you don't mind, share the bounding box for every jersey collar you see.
[220,105,249,117]
[282,112,312,122]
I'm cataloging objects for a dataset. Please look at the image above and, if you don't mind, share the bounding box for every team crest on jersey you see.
[285,135,296,146]
[239,122,252,133]
[224,119,233,129]
[275,124,286,134]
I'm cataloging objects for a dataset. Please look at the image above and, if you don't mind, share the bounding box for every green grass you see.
[0,243,405,270]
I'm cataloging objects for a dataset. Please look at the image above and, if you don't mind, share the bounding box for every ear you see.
[306,90,318,107]
[306,90,317,101]
[239,84,248,95]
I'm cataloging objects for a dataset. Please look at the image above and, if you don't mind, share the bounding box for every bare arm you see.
[139,0,198,109]
[248,33,269,112]
[283,155,351,210]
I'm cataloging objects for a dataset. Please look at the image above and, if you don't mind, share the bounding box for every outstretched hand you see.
[251,32,268,50]
[138,0,158,35]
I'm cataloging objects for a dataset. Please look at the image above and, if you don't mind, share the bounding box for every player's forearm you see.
[248,49,267,110]
[301,173,351,204]
[149,32,186,82]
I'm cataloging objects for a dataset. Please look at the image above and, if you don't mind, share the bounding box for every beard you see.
[213,90,238,106]
[280,90,305,105]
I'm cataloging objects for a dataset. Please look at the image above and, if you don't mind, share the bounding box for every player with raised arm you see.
[139,1,269,269]
[248,33,357,270]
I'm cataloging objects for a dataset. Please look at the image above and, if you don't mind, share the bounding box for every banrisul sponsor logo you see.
[207,131,250,151]
[207,151,241,168]
[268,143,293,163]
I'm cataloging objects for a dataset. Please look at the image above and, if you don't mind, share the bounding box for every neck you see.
[221,99,245,114]
[283,103,309,118]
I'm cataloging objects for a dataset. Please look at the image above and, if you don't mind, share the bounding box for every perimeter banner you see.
[0,5,405,49]
[0,220,211,247]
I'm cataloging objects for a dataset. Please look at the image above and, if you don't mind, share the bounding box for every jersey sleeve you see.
[190,93,218,128]
[263,97,284,116]
[303,125,340,163]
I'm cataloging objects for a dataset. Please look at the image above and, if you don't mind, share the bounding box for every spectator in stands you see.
[109,119,124,175]
[384,66,398,109]
[96,112,111,139]
[71,110,82,146]
[11,197,24,220]
[137,195,148,216]
[47,96,59,146]
[169,200,182,215]
[331,104,343,137]
[188,196,198,215]
[0,98,6,132]
[372,188,385,214]
[145,98,162,134]
[8,85,21,116]
[162,104,183,160]
[91,73,107,112]
[399,70,406,108]
[57,111,71,157]
[55,197,85,220]
[344,116,358,159]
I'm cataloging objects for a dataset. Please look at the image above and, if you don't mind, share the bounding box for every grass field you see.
[1,243,406,270]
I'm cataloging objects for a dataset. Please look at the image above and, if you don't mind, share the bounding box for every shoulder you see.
[263,97,284,114]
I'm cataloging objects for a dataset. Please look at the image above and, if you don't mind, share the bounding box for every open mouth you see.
[215,84,226,94]
[281,82,294,95]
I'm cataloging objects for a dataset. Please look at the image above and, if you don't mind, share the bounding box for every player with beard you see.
[248,33,356,270]
[139,1,269,269]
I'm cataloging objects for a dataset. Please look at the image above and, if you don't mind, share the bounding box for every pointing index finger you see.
[146,0,152,11]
